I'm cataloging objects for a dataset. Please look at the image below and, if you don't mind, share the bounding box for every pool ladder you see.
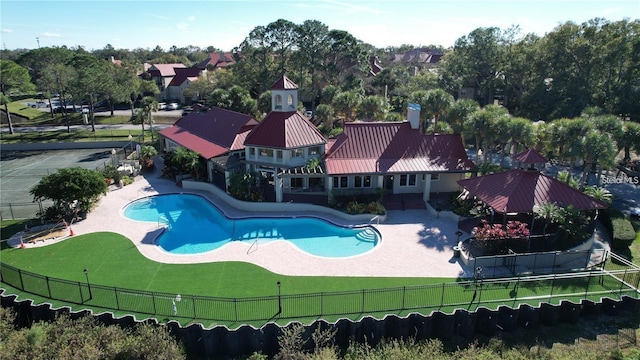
[247,237,259,254]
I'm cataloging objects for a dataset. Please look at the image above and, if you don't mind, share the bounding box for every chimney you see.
[407,103,421,130]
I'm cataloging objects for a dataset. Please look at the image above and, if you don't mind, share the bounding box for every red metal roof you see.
[513,148,547,164]
[196,52,236,69]
[270,75,298,90]
[324,122,476,175]
[457,169,608,213]
[147,63,186,77]
[159,107,258,159]
[158,126,228,159]
[244,111,326,148]
[167,67,203,87]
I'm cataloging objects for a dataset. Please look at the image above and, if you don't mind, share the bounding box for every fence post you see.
[18,268,24,290]
[114,287,120,310]
[440,283,445,307]
[191,295,196,318]
[619,269,628,297]
[151,292,157,314]
[9,204,14,220]
[402,286,406,310]
[320,292,324,316]
[45,276,52,298]
[550,274,555,301]
[584,272,592,300]
[361,289,365,313]
[234,298,238,322]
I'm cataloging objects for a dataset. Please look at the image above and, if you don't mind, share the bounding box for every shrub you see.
[611,217,636,249]
[121,176,133,186]
[101,164,121,183]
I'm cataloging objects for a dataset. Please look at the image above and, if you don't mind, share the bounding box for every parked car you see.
[167,102,179,110]
[157,102,167,110]
[26,101,48,108]
[305,110,313,118]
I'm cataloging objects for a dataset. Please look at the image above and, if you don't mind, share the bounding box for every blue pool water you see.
[122,194,379,257]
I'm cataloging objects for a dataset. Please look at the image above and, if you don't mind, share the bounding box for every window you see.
[308,146,320,155]
[276,150,283,160]
[275,95,282,109]
[249,148,255,156]
[292,148,303,158]
[260,148,273,157]
[431,173,440,181]
[333,176,348,188]
[354,175,371,188]
[291,177,303,188]
[287,94,294,107]
[399,174,417,187]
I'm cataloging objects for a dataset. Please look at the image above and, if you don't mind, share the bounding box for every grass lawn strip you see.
[2,232,638,328]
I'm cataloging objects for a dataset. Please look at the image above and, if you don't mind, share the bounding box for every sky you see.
[1,0,638,52]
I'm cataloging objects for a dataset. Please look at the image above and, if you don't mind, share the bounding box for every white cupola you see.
[270,75,298,112]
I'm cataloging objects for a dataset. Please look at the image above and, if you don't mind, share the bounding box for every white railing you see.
[247,238,259,254]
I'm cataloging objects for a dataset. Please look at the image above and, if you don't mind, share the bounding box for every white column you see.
[423,173,431,201]
[275,175,283,202]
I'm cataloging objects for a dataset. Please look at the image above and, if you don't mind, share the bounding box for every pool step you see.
[355,228,378,243]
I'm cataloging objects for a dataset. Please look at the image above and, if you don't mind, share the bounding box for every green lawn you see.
[2,230,637,328]
[1,232,448,297]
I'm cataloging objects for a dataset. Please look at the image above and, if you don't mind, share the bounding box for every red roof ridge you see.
[270,75,298,90]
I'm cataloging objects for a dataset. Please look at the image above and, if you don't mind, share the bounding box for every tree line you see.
[1,17,639,170]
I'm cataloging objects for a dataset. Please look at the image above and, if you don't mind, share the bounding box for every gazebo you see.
[457,169,608,215]
[512,148,547,170]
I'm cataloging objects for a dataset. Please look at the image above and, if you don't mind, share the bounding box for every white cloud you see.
[176,22,189,31]
[2,29,13,33]
[187,16,196,22]
[41,32,61,38]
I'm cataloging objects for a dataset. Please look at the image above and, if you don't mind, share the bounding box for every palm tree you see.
[140,96,159,142]
[580,129,616,187]
[174,147,201,180]
[423,89,453,134]
[556,170,580,189]
[534,202,564,236]
[583,186,613,206]
[139,145,158,170]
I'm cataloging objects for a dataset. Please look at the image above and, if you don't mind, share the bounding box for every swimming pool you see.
[122,194,380,257]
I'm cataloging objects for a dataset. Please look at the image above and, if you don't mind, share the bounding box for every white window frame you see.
[333,176,348,188]
[399,174,417,187]
[354,175,372,188]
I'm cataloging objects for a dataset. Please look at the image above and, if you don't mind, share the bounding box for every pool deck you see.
[12,167,474,279]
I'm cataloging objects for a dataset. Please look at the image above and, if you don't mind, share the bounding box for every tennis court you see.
[0,148,121,219]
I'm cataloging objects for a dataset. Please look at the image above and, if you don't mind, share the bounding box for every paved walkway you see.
[9,164,473,278]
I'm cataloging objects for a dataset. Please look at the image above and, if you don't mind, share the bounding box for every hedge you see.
[611,217,636,249]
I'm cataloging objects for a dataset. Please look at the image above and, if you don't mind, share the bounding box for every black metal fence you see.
[2,261,639,325]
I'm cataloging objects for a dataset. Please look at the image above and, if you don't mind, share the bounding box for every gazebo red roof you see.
[457,169,607,213]
[513,148,547,164]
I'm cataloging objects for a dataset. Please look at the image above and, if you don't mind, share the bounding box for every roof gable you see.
[160,107,258,158]
[148,63,186,77]
[168,67,203,87]
[325,122,475,174]
[244,111,325,148]
[197,51,236,69]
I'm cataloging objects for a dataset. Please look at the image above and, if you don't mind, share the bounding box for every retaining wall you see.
[181,180,386,224]
[2,291,637,358]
